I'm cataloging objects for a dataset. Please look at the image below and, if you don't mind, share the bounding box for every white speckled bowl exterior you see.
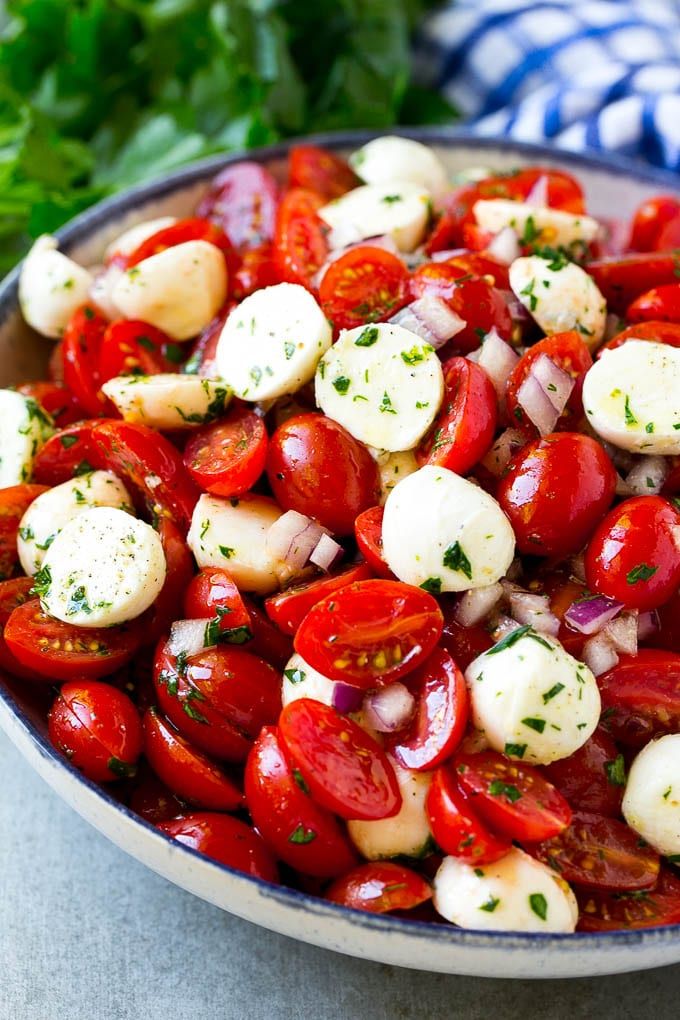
[2,129,680,979]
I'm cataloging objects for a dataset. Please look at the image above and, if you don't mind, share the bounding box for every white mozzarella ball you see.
[319,181,431,252]
[473,199,601,249]
[216,284,332,401]
[348,763,432,860]
[17,471,132,575]
[281,653,336,707]
[433,848,578,933]
[623,734,680,856]
[39,506,166,627]
[0,391,54,487]
[112,240,227,341]
[510,255,606,350]
[370,448,419,504]
[19,236,93,339]
[350,136,449,202]
[465,629,600,764]
[583,341,680,454]
[382,466,515,591]
[315,323,443,452]
[104,217,178,262]
[101,374,231,430]
[89,264,124,320]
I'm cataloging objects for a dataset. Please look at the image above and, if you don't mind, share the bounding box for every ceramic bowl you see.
[2,129,680,979]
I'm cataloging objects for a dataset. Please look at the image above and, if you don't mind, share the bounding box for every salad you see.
[4,136,680,935]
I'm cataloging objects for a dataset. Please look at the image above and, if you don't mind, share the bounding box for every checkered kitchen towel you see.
[415,0,680,171]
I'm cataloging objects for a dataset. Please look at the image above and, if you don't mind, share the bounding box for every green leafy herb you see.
[504,742,527,759]
[218,545,235,559]
[355,326,379,347]
[487,624,532,654]
[67,585,92,615]
[605,754,626,787]
[521,717,546,734]
[420,577,442,594]
[30,564,52,600]
[488,780,522,803]
[332,376,351,394]
[379,391,396,414]
[288,824,316,845]
[479,896,500,913]
[624,395,638,426]
[529,892,548,921]
[442,541,472,579]
[284,667,306,685]
[626,563,657,584]
[542,682,565,704]
[107,756,137,780]
[292,769,309,794]
[59,434,79,449]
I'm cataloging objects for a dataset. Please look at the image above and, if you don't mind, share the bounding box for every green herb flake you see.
[542,682,565,704]
[529,892,548,921]
[624,394,638,426]
[355,326,379,347]
[488,780,522,803]
[504,742,527,759]
[479,896,500,913]
[288,823,316,845]
[521,717,546,734]
[605,754,626,787]
[626,563,657,584]
[332,376,351,394]
[107,756,137,780]
[218,545,235,559]
[442,541,472,580]
[284,668,306,685]
[420,577,442,595]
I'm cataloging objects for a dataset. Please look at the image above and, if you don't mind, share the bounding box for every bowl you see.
[2,129,680,979]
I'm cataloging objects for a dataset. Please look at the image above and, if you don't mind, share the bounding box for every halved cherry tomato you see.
[439,608,493,671]
[410,262,512,353]
[264,563,372,636]
[318,246,410,331]
[184,567,252,639]
[239,596,292,671]
[354,506,391,578]
[627,282,680,323]
[184,405,268,498]
[158,812,278,882]
[0,484,48,579]
[32,421,107,487]
[61,303,111,417]
[295,579,443,688]
[656,213,680,252]
[387,648,468,771]
[543,728,626,817]
[326,862,432,914]
[16,381,83,428]
[183,308,230,377]
[577,867,680,931]
[506,331,592,434]
[416,356,497,473]
[598,649,680,747]
[599,320,680,355]
[129,767,184,823]
[629,196,680,252]
[231,243,279,299]
[289,145,359,201]
[99,320,183,382]
[0,577,41,680]
[586,253,680,313]
[143,518,194,646]
[426,765,512,865]
[245,726,357,878]
[197,161,279,251]
[444,251,511,291]
[279,698,401,821]
[125,217,237,277]
[267,413,380,535]
[48,680,143,782]
[274,188,329,290]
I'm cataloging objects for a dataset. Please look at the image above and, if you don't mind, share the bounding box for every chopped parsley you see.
[401,344,432,365]
[67,585,92,615]
[379,391,396,414]
[284,667,306,685]
[626,563,657,584]
[529,892,548,921]
[488,780,522,803]
[355,326,379,347]
[520,278,538,311]
[442,541,472,580]
[59,434,79,449]
[332,376,351,394]
[218,545,235,559]
[624,394,637,426]
[542,682,565,704]
[504,742,527,759]
[30,564,52,600]
[521,717,546,734]
[605,754,626,787]
[288,824,316,844]
[420,577,442,595]
[479,896,500,913]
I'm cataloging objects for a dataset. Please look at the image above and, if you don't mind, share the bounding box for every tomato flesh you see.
[426,765,512,865]
[577,868,680,931]
[319,246,410,331]
[264,563,372,636]
[184,405,268,497]
[417,356,497,474]
[326,862,432,914]
[48,680,142,782]
[158,812,278,882]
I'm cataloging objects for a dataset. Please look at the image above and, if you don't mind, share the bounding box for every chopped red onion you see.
[266,511,329,572]
[331,681,365,715]
[486,226,521,265]
[481,428,526,477]
[431,248,468,263]
[517,374,560,436]
[603,611,638,656]
[625,455,668,496]
[564,594,624,635]
[363,683,415,733]
[524,174,549,208]
[531,354,574,413]
[509,590,560,636]
[501,289,532,326]
[492,614,521,642]
[454,583,504,627]
[638,610,660,641]
[310,533,343,573]
[390,295,465,349]
[582,632,619,676]
[168,619,210,659]
[475,328,520,400]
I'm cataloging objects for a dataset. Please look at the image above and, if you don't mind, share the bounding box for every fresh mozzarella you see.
[370,448,419,504]
[187,493,283,595]
[112,240,227,341]
[0,391,53,487]
[350,136,449,203]
[582,341,680,454]
[509,255,606,350]
[215,284,332,402]
[19,236,93,339]
[433,849,578,933]
[89,264,124,320]
[104,217,178,262]
[315,323,443,452]
[281,653,336,707]
[17,471,132,575]
[348,763,432,860]
[382,466,515,591]
[623,734,680,856]
[465,629,600,764]
[473,199,601,249]
[319,181,431,252]
[102,374,231,430]
[39,506,166,627]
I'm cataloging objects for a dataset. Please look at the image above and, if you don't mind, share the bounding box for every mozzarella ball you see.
[0,391,54,487]
[281,653,336,707]
[370,448,419,504]
[623,734,680,856]
[350,136,449,203]
[102,374,231,430]
[39,506,166,627]
[348,763,432,860]
[89,264,124,320]
[319,181,431,252]
[112,240,227,340]
[19,236,93,339]
[465,630,600,764]
[473,199,601,249]
[510,255,606,350]
[104,217,178,262]
[433,849,578,933]
[382,466,515,591]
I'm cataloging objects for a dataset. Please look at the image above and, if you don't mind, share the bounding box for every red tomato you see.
[231,243,279,299]
[326,862,432,914]
[15,382,82,428]
[129,768,184,823]
[655,588,680,652]
[124,217,236,274]
[197,161,279,251]
[656,213,680,252]
[627,282,680,323]
[354,506,391,577]
[0,577,41,680]
[184,567,252,639]
[416,356,497,473]
[264,563,372,636]
[0,483,48,579]
[144,518,194,646]
[318,247,410,331]
[599,319,680,355]
[410,262,512,353]
[585,496,680,611]
[295,579,443,688]
[506,331,592,433]
[267,414,380,535]
[586,253,680,313]
[543,728,626,817]
[598,649,680,747]
[48,680,142,782]
[184,406,267,498]
[387,648,468,771]
[32,421,107,487]
[158,812,278,882]
[184,309,230,378]
[241,596,293,670]
[439,611,493,671]
[629,196,680,251]
[61,304,111,417]
[278,699,401,821]
[245,726,357,878]
[426,765,512,865]
[274,188,329,290]
[498,433,616,557]
[99,320,182,382]
[288,145,359,200]
[444,251,510,291]
[577,867,680,931]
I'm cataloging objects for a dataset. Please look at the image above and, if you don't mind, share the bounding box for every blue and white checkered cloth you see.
[415,0,680,171]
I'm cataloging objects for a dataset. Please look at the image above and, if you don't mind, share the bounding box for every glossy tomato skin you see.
[597,649,680,747]
[540,572,590,658]
[99,320,181,382]
[241,596,293,671]
[129,767,184,823]
[0,484,48,579]
[263,562,372,636]
[196,162,279,251]
[599,320,680,355]
[543,728,625,817]
[0,577,37,680]
[498,433,616,557]
[325,862,432,914]
[506,331,592,434]
[288,145,359,200]
[245,726,357,878]
[231,244,279,300]
[61,304,111,417]
[410,262,512,353]
[627,283,680,323]
[183,406,267,498]
[426,765,512,865]
[629,195,680,251]
[157,812,278,882]
[295,579,444,688]
[318,246,410,332]
[143,518,194,646]
[585,496,680,611]
[586,253,680,313]
[444,252,510,291]
[417,357,497,473]
[354,507,391,577]
[16,381,82,428]
[267,414,380,535]
[184,567,252,637]
[32,421,108,487]
[124,217,236,274]
[274,188,329,291]
[48,680,143,782]
[577,867,680,931]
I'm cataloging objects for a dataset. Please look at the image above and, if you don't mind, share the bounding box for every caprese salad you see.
[5,136,680,935]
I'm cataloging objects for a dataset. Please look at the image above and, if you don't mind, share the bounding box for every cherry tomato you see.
[506,331,592,434]
[656,213,680,252]
[439,609,493,670]
[274,188,329,290]
[295,579,443,688]
[410,262,512,353]
[99,320,182,382]
[124,217,236,274]
[267,414,380,535]
[264,563,372,636]
[16,381,83,428]
[585,496,680,611]
[627,282,680,323]
[288,145,359,200]
[598,649,680,747]
[61,304,111,417]
[599,320,680,355]
[0,483,48,579]
[242,596,294,671]
[143,518,194,646]
[32,421,107,487]
[577,867,680,931]
[245,726,357,878]
[0,577,40,680]
[326,862,432,914]
[426,765,512,865]
[197,161,279,250]
[629,196,680,252]
[416,356,497,473]
[158,812,278,882]
[184,567,252,639]
[184,309,230,377]
[231,243,279,299]
[48,680,143,782]
[129,768,184,823]
[279,698,401,821]
[387,648,468,771]
[443,251,511,291]
[543,728,626,817]
[354,506,391,577]
[184,405,267,498]
[586,253,680,313]
[319,246,410,331]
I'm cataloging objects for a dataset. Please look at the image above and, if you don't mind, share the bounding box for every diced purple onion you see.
[390,295,465,349]
[454,583,504,627]
[564,594,624,636]
[486,226,521,265]
[509,590,560,636]
[531,354,575,414]
[582,632,619,677]
[638,610,660,641]
[481,428,526,478]
[524,174,549,208]
[363,683,415,733]
[331,681,365,715]
[492,614,521,642]
[168,619,210,659]
[500,289,532,327]
[310,533,344,573]
[603,611,638,656]
[475,327,521,400]
[517,374,560,436]
[431,248,468,263]
[625,455,668,496]
[266,510,329,572]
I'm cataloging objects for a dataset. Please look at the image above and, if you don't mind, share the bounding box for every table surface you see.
[2,732,680,1020]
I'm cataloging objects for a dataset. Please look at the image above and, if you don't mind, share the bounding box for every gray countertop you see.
[2,731,680,1020]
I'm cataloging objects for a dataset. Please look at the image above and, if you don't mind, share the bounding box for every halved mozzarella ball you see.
[319,181,431,252]
[465,630,600,765]
[473,199,601,249]
[315,323,443,452]
[40,506,166,627]
[433,849,578,933]
[281,653,336,707]
[112,240,227,341]
[623,734,680,856]
[350,136,449,203]
[382,466,515,591]
[509,256,606,350]
[583,341,680,454]
[104,217,177,262]
[215,284,332,402]
[102,374,231,430]
[348,763,432,860]
[19,236,94,339]
[17,471,132,575]
[0,391,54,487]
[187,493,283,595]
[370,448,419,504]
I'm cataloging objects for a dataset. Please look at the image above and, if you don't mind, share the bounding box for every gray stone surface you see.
[2,731,680,1020]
